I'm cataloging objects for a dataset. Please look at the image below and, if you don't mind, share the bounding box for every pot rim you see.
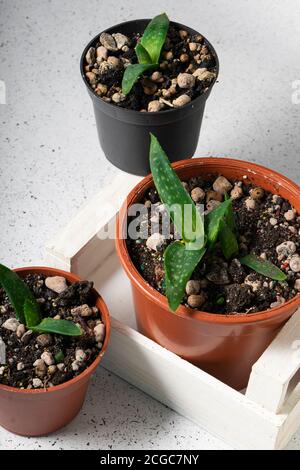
[0,266,111,395]
[80,18,219,116]
[116,156,300,325]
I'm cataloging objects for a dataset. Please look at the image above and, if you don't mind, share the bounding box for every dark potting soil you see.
[127,175,300,314]
[84,25,217,111]
[0,275,105,389]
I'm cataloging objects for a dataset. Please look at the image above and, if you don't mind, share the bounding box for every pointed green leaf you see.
[140,13,169,63]
[224,193,235,231]
[206,198,233,248]
[31,318,82,337]
[0,263,41,324]
[122,63,156,95]
[55,350,65,363]
[219,220,239,260]
[24,297,41,327]
[240,254,287,281]
[135,43,152,64]
[164,241,206,311]
[150,134,205,249]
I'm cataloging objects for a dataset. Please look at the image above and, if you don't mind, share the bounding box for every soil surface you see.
[83,25,217,111]
[0,274,105,389]
[127,175,300,314]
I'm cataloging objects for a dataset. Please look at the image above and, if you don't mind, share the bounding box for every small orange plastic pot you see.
[116,158,300,390]
[0,267,110,436]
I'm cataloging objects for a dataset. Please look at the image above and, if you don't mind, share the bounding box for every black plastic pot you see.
[80,20,219,176]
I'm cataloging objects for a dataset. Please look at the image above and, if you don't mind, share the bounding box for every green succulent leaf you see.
[219,220,239,260]
[224,193,235,231]
[164,241,206,311]
[0,263,41,325]
[150,133,205,249]
[239,254,287,281]
[140,13,169,64]
[54,350,65,363]
[122,63,156,95]
[31,318,82,337]
[24,297,41,327]
[135,43,152,64]
[206,198,233,248]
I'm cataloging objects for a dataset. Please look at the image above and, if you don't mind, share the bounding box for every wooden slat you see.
[45,172,300,450]
[45,171,141,272]
[101,317,286,450]
[246,309,300,413]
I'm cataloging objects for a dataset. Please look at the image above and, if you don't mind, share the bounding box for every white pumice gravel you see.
[1,318,20,332]
[230,185,243,199]
[45,276,67,294]
[16,324,26,338]
[191,187,205,202]
[0,337,6,364]
[32,378,43,388]
[276,241,297,260]
[148,100,163,112]
[206,200,221,212]
[99,32,117,51]
[96,45,108,60]
[146,233,165,252]
[112,92,125,103]
[41,351,54,366]
[75,349,87,363]
[20,330,33,344]
[71,304,93,317]
[284,209,296,221]
[112,33,128,49]
[94,323,105,343]
[212,176,233,195]
[245,198,256,210]
[294,279,300,290]
[48,365,57,375]
[36,333,52,347]
[193,67,216,81]
[185,280,201,296]
[244,276,261,292]
[187,293,206,309]
[289,256,300,272]
[71,360,80,372]
[173,94,191,107]
[177,73,195,89]
[33,358,47,378]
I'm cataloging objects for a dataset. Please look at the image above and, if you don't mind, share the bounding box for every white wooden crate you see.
[45,171,300,450]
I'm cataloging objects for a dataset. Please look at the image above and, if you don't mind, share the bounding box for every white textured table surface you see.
[0,0,300,450]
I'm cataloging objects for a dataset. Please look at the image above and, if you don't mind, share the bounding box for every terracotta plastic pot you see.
[116,158,300,390]
[0,267,110,436]
[80,19,219,176]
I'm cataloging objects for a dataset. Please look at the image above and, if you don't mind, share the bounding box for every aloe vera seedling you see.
[0,264,82,336]
[122,13,169,95]
[149,134,287,312]
[150,133,206,311]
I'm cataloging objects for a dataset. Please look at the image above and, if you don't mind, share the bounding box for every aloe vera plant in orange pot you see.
[116,135,300,390]
[0,266,110,436]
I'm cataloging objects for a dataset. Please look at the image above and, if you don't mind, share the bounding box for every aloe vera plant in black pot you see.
[80,14,219,176]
